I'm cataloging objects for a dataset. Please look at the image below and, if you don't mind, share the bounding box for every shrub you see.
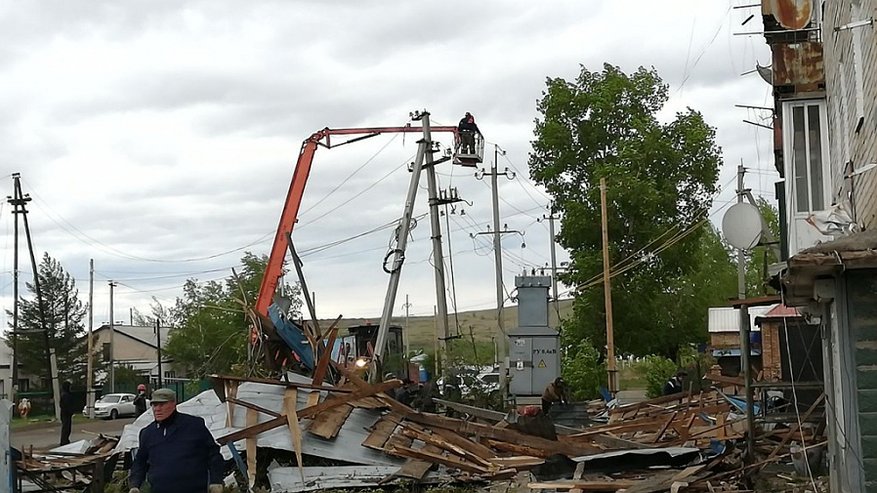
[636,355,677,398]
[561,339,604,401]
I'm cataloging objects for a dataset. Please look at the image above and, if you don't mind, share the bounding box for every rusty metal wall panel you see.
[772,41,824,88]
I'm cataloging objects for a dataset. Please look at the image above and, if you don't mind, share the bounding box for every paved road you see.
[11,416,136,450]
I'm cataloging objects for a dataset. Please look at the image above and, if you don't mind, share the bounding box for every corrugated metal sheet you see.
[708,306,774,333]
[772,42,824,88]
[116,374,403,467]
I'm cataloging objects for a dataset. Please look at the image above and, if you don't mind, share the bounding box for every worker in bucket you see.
[128,388,224,493]
[457,111,482,154]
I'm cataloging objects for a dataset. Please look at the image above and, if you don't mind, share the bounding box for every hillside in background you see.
[316,298,574,351]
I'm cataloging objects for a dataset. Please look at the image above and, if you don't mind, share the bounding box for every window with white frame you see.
[784,100,830,214]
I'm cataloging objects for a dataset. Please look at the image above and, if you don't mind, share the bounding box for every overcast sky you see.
[0,1,777,333]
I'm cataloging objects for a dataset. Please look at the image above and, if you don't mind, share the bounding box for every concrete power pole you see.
[87,259,95,418]
[403,295,412,358]
[473,144,517,403]
[109,280,116,393]
[423,121,451,372]
[735,163,756,459]
[542,206,561,324]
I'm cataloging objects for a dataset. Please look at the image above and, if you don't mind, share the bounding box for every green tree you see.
[5,253,88,386]
[529,64,722,358]
[744,197,781,295]
[561,338,604,401]
[164,252,300,378]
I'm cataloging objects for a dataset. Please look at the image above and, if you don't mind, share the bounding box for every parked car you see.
[83,393,140,419]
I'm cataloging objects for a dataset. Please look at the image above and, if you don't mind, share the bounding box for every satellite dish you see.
[770,0,812,31]
[722,202,763,251]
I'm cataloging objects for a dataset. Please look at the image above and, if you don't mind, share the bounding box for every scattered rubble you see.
[12,370,827,492]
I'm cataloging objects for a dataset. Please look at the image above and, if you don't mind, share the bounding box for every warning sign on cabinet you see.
[537,359,546,369]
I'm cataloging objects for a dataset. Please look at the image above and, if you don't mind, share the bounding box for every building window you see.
[102,343,111,362]
[17,379,29,392]
[785,100,829,214]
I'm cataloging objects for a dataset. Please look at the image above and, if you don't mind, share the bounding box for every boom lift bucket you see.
[454,132,484,167]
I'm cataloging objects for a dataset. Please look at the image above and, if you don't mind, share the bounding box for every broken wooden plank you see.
[390,444,441,481]
[400,409,599,457]
[361,417,399,450]
[283,388,305,484]
[307,403,353,440]
[398,426,496,470]
[388,444,491,475]
[245,408,257,489]
[527,479,636,491]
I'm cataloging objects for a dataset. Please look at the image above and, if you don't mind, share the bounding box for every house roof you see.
[708,305,773,333]
[764,304,800,318]
[94,324,171,349]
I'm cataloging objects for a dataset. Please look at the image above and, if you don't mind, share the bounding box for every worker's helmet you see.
[137,384,146,391]
[384,372,397,380]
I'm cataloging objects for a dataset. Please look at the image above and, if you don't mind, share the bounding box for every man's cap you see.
[137,383,146,391]
[151,388,177,403]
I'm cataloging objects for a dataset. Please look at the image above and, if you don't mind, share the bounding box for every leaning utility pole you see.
[372,110,440,381]
[12,175,53,396]
[600,177,619,394]
[108,280,117,393]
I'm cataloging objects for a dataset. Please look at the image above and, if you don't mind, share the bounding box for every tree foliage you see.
[5,253,88,387]
[163,252,301,378]
[561,338,604,401]
[529,64,724,358]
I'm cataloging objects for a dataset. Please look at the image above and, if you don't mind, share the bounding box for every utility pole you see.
[7,175,25,403]
[599,178,619,394]
[12,175,53,398]
[156,317,163,388]
[542,205,561,325]
[87,259,95,418]
[109,280,116,393]
[735,163,756,460]
[373,110,443,381]
[424,129,451,373]
[403,295,412,357]
[474,144,517,403]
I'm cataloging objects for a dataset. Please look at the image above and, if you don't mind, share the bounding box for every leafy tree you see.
[131,297,172,327]
[529,64,722,358]
[164,252,300,378]
[636,355,678,398]
[744,197,781,296]
[561,338,604,401]
[5,253,88,387]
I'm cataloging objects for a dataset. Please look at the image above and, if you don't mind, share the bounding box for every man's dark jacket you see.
[129,411,224,493]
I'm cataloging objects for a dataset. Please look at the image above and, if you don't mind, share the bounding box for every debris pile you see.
[14,435,119,492]
[94,370,825,492]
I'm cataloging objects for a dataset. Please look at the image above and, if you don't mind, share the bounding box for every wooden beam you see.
[388,444,491,475]
[227,397,282,418]
[210,373,352,393]
[245,408,257,489]
[527,479,635,491]
[283,388,305,484]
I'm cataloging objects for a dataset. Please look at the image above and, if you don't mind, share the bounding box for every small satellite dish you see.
[722,203,763,251]
[770,0,812,31]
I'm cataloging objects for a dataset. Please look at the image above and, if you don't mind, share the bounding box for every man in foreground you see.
[129,388,224,493]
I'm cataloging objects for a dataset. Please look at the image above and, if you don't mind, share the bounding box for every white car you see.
[85,393,139,419]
